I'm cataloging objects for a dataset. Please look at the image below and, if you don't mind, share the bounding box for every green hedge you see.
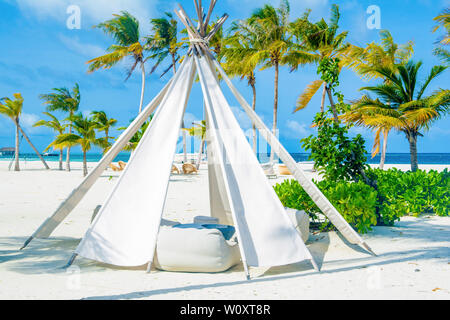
[274,168,449,234]
[274,179,378,233]
[368,168,449,221]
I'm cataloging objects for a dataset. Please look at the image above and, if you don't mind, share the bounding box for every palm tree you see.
[0,93,50,171]
[33,112,68,170]
[91,111,117,153]
[49,113,102,177]
[341,30,414,168]
[147,12,189,162]
[247,0,292,161]
[344,61,449,172]
[87,11,149,114]
[40,84,80,171]
[432,8,450,64]
[0,93,23,171]
[117,115,153,152]
[184,120,206,169]
[291,5,349,121]
[147,12,185,76]
[223,21,261,153]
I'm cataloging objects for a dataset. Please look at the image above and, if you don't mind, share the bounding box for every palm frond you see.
[294,80,324,113]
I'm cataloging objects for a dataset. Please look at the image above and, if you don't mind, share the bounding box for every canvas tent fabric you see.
[75,56,196,266]
[21,1,373,276]
[195,54,314,267]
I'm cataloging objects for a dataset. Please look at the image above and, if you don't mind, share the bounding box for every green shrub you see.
[300,113,369,183]
[368,168,449,219]
[274,179,378,233]
[274,169,449,234]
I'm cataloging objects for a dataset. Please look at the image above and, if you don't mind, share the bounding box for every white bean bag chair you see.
[154,226,241,273]
[285,208,310,243]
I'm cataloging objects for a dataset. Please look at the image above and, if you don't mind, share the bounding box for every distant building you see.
[0,147,15,156]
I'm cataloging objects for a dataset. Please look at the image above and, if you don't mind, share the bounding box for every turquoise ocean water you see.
[1,153,450,165]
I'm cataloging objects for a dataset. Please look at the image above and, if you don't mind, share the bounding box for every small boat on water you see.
[42,152,58,157]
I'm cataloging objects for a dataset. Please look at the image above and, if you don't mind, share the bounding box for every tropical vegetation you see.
[343,61,449,172]
[47,113,103,177]
[33,112,68,170]
[3,0,449,235]
[40,84,81,171]
[0,93,24,171]
[87,11,150,114]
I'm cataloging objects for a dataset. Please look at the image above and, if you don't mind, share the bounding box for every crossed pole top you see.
[174,0,228,57]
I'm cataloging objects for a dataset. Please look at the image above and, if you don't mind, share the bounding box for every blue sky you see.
[0,0,449,155]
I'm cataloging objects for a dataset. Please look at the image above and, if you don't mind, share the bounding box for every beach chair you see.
[118,161,126,171]
[261,162,277,179]
[278,164,292,175]
[182,163,198,174]
[109,163,121,172]
[171,165,180,174]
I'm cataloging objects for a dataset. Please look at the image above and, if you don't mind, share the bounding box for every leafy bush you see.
[300,113,371,184]
[368,168,449,219]
[274,168,449,234]
[274,179,378,233]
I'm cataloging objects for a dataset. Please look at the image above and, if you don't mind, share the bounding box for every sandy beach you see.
[0,160,449,300]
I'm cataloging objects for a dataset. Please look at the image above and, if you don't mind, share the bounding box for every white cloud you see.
[231,106,252,129]
[20,113,45,134]
[58,34,105,58]
[14,0,157,31]
[285,120,310,138]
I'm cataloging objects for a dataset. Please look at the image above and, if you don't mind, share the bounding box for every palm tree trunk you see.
[182,121,187,163]
[379,129,388,170]
[59,149,63,170]
[320,83,326,113]
[14,118,20,171]
[325,84,339,122]
[269,61,279,163]
[196,138,205,169]
[138,62,146,114]
[172,54,177,74]
[66,123,72,172]
[18,124,50,170]
[251,82,257,154]
[407,132,419,172]
[83,150,88,177]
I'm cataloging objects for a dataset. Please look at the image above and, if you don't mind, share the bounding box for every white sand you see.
[0,160,449,299]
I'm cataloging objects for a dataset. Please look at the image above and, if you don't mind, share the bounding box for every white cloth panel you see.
[206,107,234,225]
[211,57,366,247]
[75,57,196,266]
[195,55,313,267]
[30,78,174,240]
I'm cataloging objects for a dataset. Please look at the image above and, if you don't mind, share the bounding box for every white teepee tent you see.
[20,1,374,279]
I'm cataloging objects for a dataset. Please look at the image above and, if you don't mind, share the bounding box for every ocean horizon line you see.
[2,152,450,165]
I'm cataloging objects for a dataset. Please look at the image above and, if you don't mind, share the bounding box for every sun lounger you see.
[182,163,198,174]
[171,165,180,174]
[278,164,292,175]
[261,162,277,179]
[109,163,121,172]
[118,161,126,170]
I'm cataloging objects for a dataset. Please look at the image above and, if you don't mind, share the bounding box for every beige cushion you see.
[154,226,241,273]
[285,208,310,243]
